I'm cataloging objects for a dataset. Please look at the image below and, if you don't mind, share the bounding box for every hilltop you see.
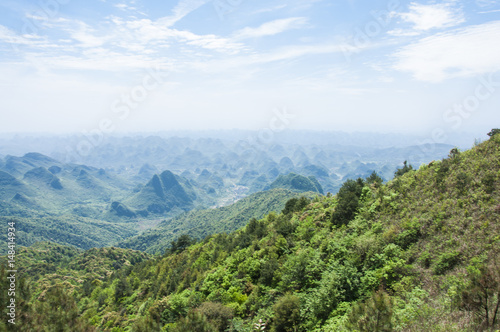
[267,173,324,194]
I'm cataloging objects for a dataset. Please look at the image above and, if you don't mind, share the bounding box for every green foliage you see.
[331,178,364,226]
[394,160,413,178]
[269,173,324,194]
[366,171,384,185]
[169,234,197,254]
[118,189,308,254]
[459,252,500,329]
[282,196,310,215]
[171,310,217,332]
[0,215,139,254]
[196,302,234,331]
[433,251,461,275]
[272,294,301,332]
[487,128,500,137]
[346,290,393,332]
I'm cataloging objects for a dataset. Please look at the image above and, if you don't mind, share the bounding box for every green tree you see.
[172,310,216,332]
[196,302,234,332]
[346,290,393,332]
[282,198,299,215]
[487,128,500,137]
[169,234,196,254]
[460,254,500,330]
[366,171,383,186]
[34,285,95,331]
[259,257,279,286]
[394,161,413,178]
[282,197,309,215]
[331,178,365,226]
[114,277,131,303]
[272,294,301,332]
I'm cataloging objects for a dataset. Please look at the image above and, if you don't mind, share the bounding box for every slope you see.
[117,188,314,254]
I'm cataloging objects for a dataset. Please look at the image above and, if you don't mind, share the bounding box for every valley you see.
[0,132,453,252]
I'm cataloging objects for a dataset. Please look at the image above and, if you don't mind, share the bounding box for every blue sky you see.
[0,0,499,141]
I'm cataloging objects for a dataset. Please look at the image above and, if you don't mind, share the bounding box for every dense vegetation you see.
[2,134,499,331]
[0,213,138,253]
[117,189,313,254]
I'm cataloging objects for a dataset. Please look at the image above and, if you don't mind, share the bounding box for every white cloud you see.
[393,20,500,82]
[1,11,244,73]
[0,24,56,51]
[250,4,287,15]
[114,3,137,11]
[233,17,308,40]
[389,2,465,36]
[190,43,343,74]
[71,22,108,48]
[157,0,212,27]
[476,0,500,8]
[478,9,500,14]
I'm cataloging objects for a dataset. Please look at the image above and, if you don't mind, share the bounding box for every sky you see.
[0,0,499,142]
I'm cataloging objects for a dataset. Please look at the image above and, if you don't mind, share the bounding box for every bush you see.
[433,251,460,275]
[196,302,234,332]
[282,197,309,215]
[394,161,413,178]
[482,173,496,194]
[346,290,393,332]
[272,294,301,332]
[171,311,216,332]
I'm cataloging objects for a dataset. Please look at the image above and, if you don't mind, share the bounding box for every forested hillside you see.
[2,133,499,331]
[117,188,313,254]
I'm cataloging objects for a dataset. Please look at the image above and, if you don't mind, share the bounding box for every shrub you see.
[346,290,393,332]
[196,302,234,332]
[171,310,216,332]
[272,294,301,332]
[394,161,413,178]
[433,251,460,275]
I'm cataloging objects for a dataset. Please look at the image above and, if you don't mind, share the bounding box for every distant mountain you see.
[0,134,455,193]
[0,136,459,254]
[24,167,64,189]
[267,173,324,194]
[124,170,197,215]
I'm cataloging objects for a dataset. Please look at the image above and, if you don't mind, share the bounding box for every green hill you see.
[24,167,63,189]
[2,133,500,331]
[268,172,324,194]
[124,170,197,215]
[0,213,139,253]
[117,188,313,254]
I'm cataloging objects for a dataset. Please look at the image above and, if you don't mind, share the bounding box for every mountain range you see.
[2,131,498,331]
